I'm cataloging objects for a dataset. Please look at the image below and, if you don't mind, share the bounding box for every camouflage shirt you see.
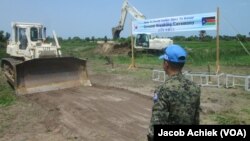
[148,73,201,136]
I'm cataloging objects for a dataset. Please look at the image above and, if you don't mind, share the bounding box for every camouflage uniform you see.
[148,73,201,139]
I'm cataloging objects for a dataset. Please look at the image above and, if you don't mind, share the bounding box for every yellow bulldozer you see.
[1,22,91,95]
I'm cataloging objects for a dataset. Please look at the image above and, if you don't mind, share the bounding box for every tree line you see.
[171,34,249,42]
[1,29,249,48]
[172,30,250,42]
[50,34,250,43]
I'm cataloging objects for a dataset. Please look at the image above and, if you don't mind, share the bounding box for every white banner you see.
[132,12,217,34]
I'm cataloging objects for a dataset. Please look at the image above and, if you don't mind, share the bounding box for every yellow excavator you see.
[1,22,91,95]
[112,0,173,50]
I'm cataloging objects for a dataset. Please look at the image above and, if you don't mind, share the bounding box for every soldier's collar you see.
[169,72,183,78]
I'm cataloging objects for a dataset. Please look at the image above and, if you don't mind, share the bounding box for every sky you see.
[0,0,249,39]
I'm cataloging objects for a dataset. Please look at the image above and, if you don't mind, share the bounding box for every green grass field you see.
[177,40,250,66]
[59,40,250,66]
[0,39,249,107]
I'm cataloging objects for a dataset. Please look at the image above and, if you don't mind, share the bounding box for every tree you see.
[45,36,53,42]
[0,31,5,41]
[222,35,236,41]
[91,36,95,42]
[172,36,186,41]
[203,35,213,42]
[0,30,10,47]
[57,37,63,42]
[236,34,246,42]
[199,30,206,41]
[104,36,108,43]
[186,35,199,41]
[72,36,81,42]
[85,37,90,42]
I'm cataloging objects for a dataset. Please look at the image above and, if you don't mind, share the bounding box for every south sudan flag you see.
[202,16,216,26]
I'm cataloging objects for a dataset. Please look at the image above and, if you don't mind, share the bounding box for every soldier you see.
[147,44,201,141]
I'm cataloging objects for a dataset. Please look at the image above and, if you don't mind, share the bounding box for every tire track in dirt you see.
[27,86,153,141]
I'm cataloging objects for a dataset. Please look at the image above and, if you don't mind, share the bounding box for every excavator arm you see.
[112,0,145,39]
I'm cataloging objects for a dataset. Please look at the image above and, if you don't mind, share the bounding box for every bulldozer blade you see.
[15,57,91,95]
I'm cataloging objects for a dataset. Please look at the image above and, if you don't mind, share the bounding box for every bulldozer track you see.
[1,58,22,87]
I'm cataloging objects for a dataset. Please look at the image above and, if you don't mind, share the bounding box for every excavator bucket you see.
[112,26,122,40]
[14,57,91,95]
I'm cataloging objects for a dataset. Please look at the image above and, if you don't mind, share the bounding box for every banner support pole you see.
[216,7,220,74]
[128,19,136,69]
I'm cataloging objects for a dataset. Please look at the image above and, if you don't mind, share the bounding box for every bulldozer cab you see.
[7,22,61,60]
[14,23,46,47]
[30,27,45,41]
[18,28,28,49]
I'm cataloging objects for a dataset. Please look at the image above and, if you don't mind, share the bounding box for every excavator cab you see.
[135,34,149,48]
[134,33,174,50]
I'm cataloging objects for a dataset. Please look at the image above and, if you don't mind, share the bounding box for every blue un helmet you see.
[159,44,187,63]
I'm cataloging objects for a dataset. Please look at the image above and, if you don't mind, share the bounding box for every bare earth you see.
[0,86,152,141]
[0,62,250,141]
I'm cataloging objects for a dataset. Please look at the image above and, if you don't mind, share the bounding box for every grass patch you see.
[0,48,9,59]
[0,77,15,107]
[211,114,243,124]
[177,40,250,66]
[0,91,15,107]
[241,109,250,115]
[61,42,96,58]
[0,48,15,106]
[113,55,130,64]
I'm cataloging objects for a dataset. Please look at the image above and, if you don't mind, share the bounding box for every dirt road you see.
[0,86,152,141]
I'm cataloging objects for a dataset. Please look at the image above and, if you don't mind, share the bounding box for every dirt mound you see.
[95,41,130,55]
